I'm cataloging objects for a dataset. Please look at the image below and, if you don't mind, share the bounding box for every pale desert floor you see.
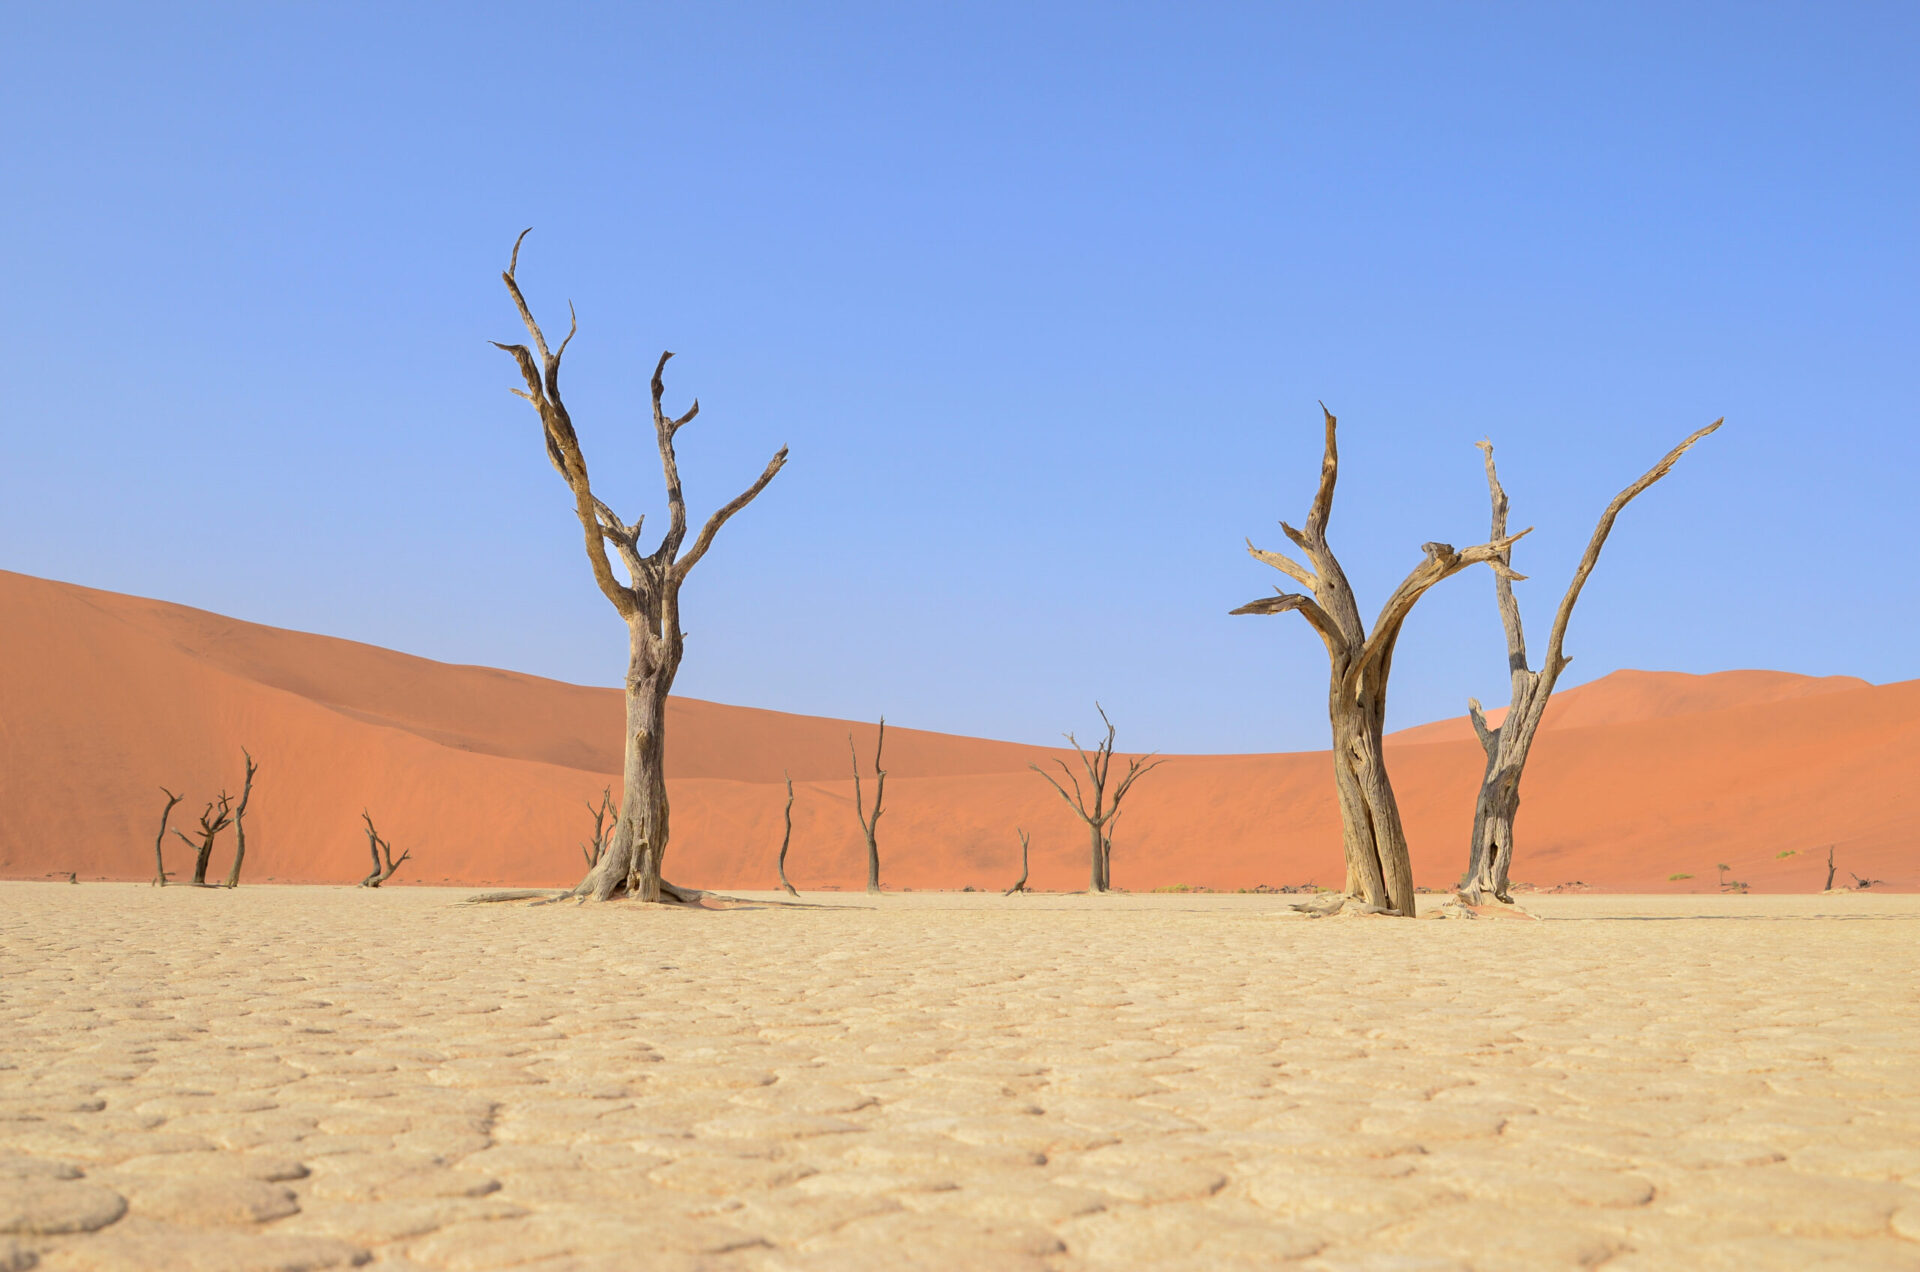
[3,886,1919,1272]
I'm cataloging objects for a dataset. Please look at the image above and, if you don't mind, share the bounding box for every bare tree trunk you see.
[358,812,412,887]
[1236,406,1527,917]
[1005,829,1031,895]
[1458,422,1721,904]
[223,749,257,889]
[1030,705,1159,896]
[152,788,182,886]
[776,771,799,897]
[174,796,233,887]
[850,719,886,895]
[1825,847,1837,891]
[495,231,785,905]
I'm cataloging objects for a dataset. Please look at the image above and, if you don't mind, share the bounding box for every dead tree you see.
[1825,847,1837,891]
[1029,704,1160,892]
[173,794,234,887]
[776,772,799,897]
[581,787,613,868]
[495,230,786,903]
[358,812,411,887]
[850,719,886,894]
[222,749,258,888]
[1004,829,1031,896]
[1234,406,1527,917]
[1457,422,1721,904]
[151,787,182,886]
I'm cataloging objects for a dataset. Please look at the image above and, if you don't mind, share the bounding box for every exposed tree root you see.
[1289,893,1396,918]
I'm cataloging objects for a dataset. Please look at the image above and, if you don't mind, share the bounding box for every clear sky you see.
[3,3,1915,753]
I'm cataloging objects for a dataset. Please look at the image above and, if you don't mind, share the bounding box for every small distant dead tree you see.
[496,230,786,903]
[1004,829,1031,896]
[581,787,614,868]
[1825,847,1837,891]
[1850,872,1886,890]
[850,719,886,894]
[1458,422,1721,905]
[1235,406,1526,916]
[358,812,411,887]
[173,794,234,887]
[776,771,799,897]
[1030,704,1160,893]
[151,787,183,886]
[222,749,258,888]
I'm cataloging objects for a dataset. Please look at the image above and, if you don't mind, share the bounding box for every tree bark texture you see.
[495,230,786,903]
[1235,407,1529,917]
[1029,704,1160,894]
[152,788,182,886]
[1457,421,1720,904]
[223,749,257,889]
[850,720,886,894]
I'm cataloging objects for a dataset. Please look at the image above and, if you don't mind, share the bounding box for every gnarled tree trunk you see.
[1458,421,1720,904]
[1235,406,1527,916]
[495,230,786,903]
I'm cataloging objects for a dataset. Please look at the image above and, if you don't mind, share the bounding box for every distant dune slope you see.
[1,568,1912,893]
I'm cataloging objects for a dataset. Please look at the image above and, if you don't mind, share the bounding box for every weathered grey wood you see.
[1457,421,1721,904]
[222,749,257,889]
[777,771,799,897]
[151,787,182,886]
[174,794,234,887]
[357,811,411,887]
[850,721,886,894]
[1235,406,1528,917]
[1004,829,1031,896]
[1029,704,1160,893]
[495,230,786,904]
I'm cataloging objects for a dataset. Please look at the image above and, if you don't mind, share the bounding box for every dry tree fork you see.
[1458,421,1721,905]
[1004,828,1031,896]
[1234,406,1528,917]
[1029,704,1161,892]
[495,230,787,903]
[174,794,234,887]
[358,812,411,887]
[849,719,887,894]
[581,787,614,869]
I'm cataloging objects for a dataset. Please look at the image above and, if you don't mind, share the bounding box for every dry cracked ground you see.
[3,884,1919,1271]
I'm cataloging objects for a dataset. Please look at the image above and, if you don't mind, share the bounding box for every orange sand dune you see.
[1,568,1913,895]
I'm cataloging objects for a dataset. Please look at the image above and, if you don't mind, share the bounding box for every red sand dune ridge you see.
[1,568,1912,893]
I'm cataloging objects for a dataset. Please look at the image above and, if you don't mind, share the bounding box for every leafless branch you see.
[152,787,182,886]
[358,811,412,887]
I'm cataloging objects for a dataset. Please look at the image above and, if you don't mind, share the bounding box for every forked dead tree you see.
[151,787,182,886]
[222,749,258,888]
[1234,406,1527,917]
[1457,422,1720,904]
[358,812,411,887]
[850,719,887,894]
[581,787,614,869]
[495,230,786,903]
[1004,828,1031,896]
[173,794,234,887]
[1029,704,1160,892]
[776,772,799,897]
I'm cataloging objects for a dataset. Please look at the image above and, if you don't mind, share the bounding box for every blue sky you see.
[3,3,1914,752]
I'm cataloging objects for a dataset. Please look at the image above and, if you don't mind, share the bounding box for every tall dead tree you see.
[850,719,886,894]
[174,794,234,887]
[222,749,258,888]
[776,771,799,897]
[151,787,182,886]
[496,230,787,903]
[1029,704,1160,892]
[1458,421,1720,904]
[358,812,411,887]
[1234,406,1527,917]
